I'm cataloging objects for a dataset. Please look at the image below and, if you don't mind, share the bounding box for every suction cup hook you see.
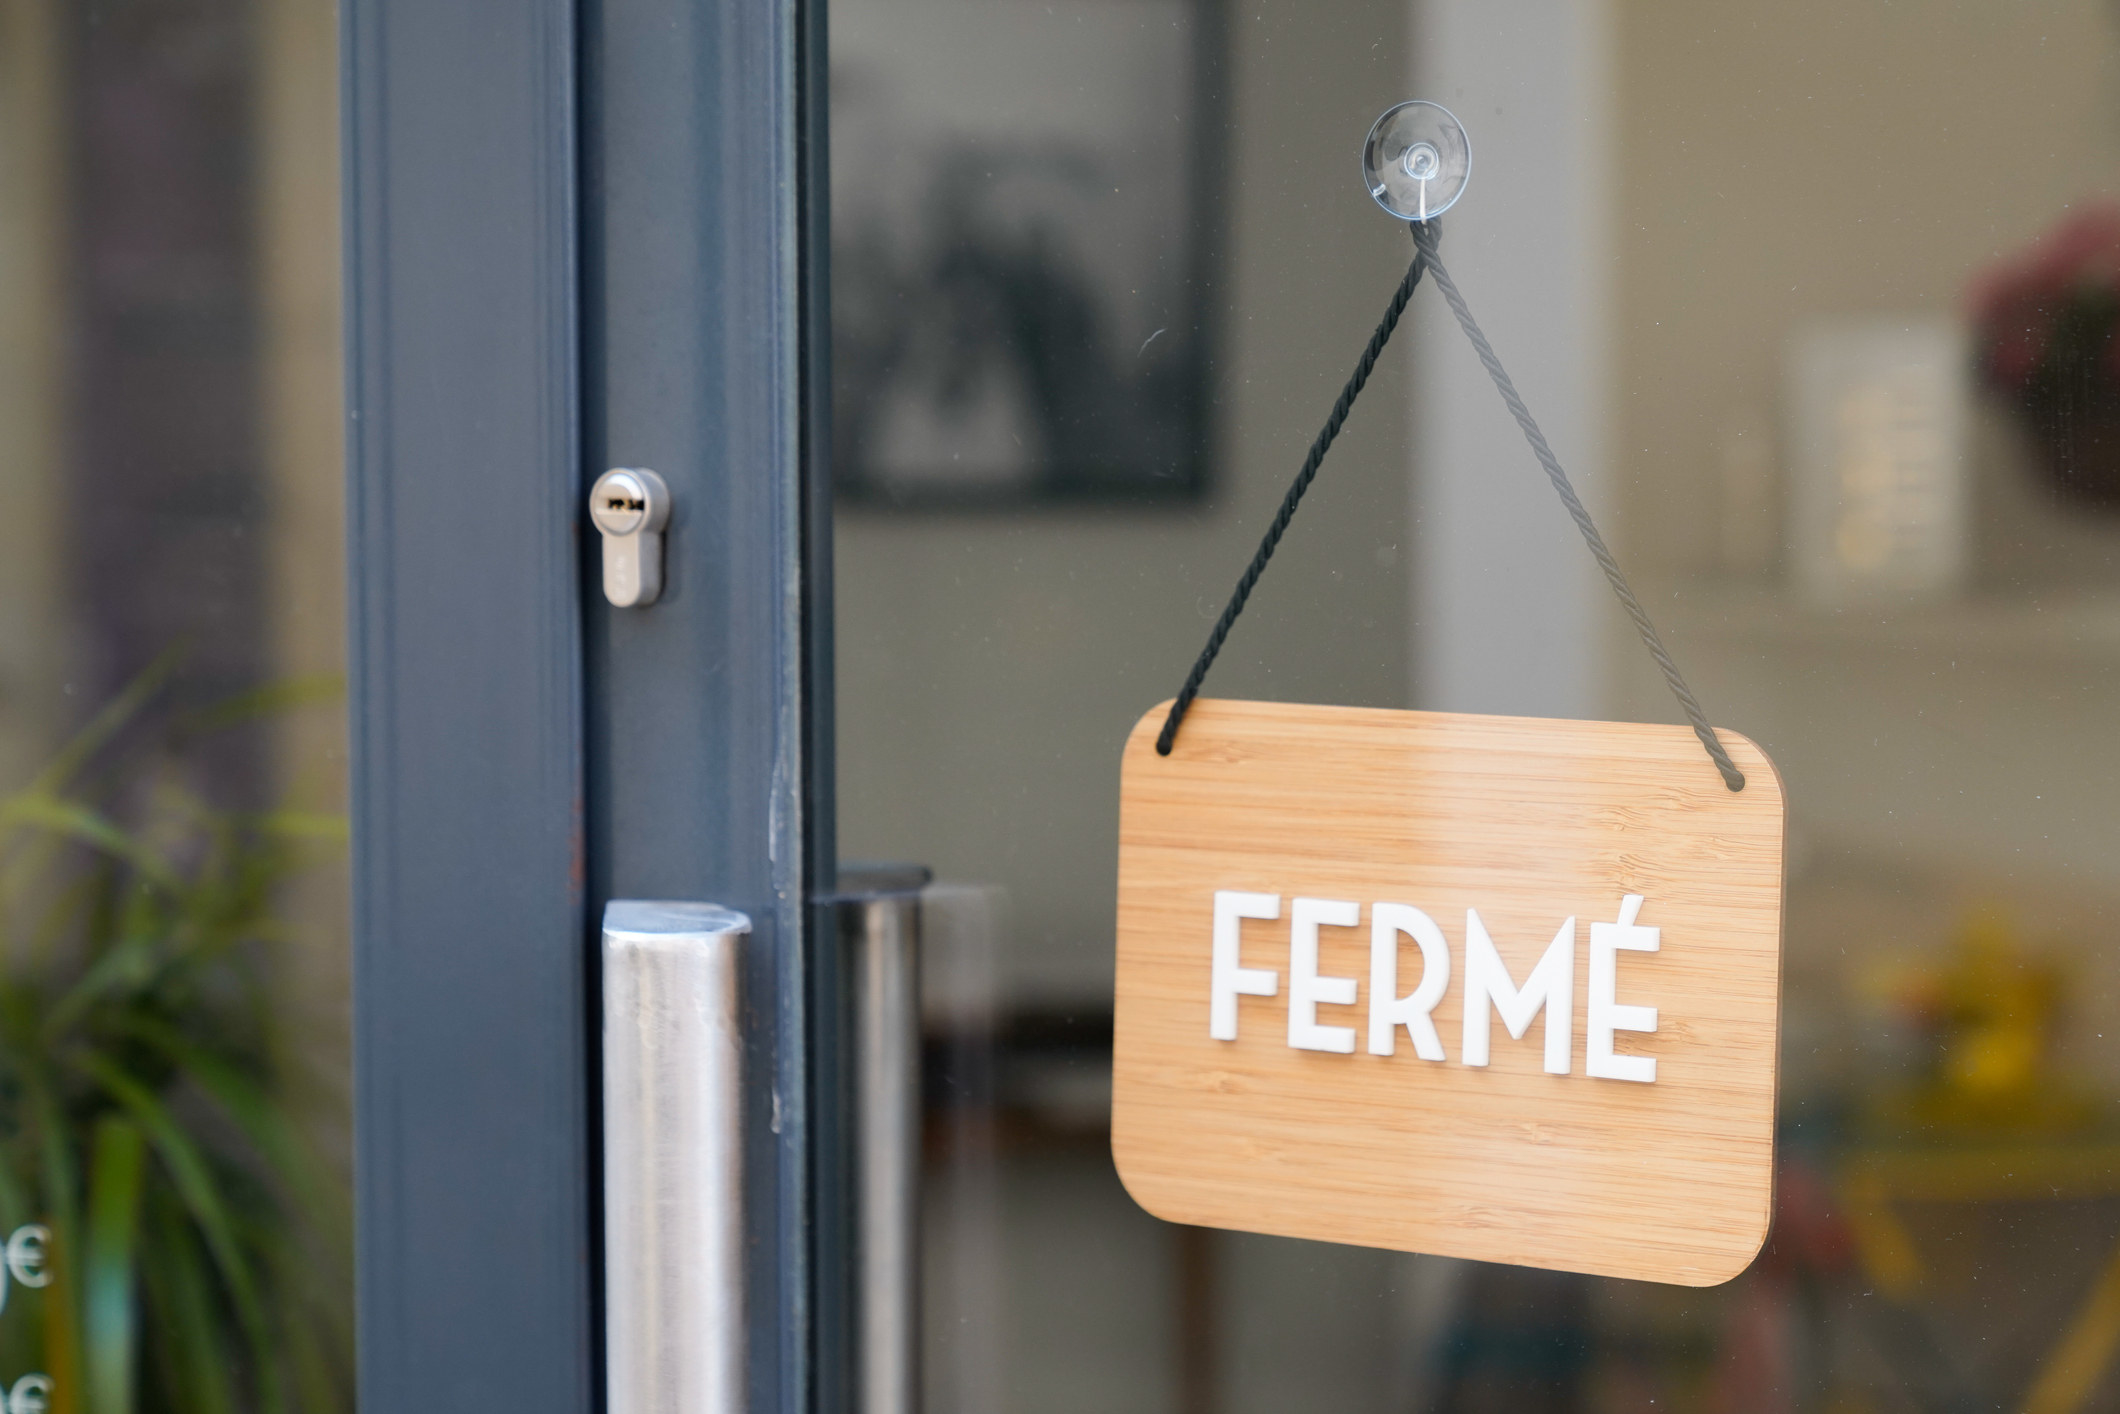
[1362,100,1470,222]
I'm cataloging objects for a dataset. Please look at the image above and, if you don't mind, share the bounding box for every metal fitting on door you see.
[602,900,750,1413]
[829,867,928,1414]
[848,886,920,1414]
[590,467,671,607]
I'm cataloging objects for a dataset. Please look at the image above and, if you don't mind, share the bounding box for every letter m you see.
[1460,909,1574,1075]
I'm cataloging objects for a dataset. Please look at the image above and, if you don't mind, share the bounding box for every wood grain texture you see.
[1111,699,1786,1286]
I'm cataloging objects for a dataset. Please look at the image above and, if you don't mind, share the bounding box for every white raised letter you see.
[1461,909,1574,1075]
[1367,903,1450,1060]
[1210,891,1280,1040]
[1587,894,1659,1083]
[1288,897,1360,1053]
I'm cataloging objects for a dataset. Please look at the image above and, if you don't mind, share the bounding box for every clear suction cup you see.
[1362,100,1470,222]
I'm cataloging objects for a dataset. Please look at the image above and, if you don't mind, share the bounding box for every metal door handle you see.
[839,883,921,1414]
[602,900,751,1413]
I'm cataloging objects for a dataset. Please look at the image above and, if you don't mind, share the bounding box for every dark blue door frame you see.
[343,0,833,1407]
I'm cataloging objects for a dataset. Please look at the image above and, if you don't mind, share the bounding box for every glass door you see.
[831,3,2120,1411]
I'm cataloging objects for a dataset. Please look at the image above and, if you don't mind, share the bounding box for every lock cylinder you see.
[590,467,672,607]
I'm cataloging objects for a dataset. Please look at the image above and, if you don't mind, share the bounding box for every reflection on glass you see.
[831,0,1216,505]
[1786,320,1969,605]
[840,1,2120,1411]
[0,0,349,1407]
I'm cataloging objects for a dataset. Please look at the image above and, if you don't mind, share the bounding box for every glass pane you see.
[0,0,350,1406]
[834,2,2120,1411]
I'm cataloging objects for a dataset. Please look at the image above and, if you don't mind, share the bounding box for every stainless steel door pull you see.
[602,900,750,1413]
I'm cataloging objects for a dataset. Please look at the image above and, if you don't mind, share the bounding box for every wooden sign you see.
[1111,699,1786,1286]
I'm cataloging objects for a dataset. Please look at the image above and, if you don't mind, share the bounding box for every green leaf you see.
[16,870,106,978]
[0,668,351,1412]
[77,1056,282,1412]
[83,1117,145,1414]
[118,1017,344,1234]
[40,934,160,1044]
[24,651,181,799]
[25,1075,82,1414]
[139,1192,234,1414]
[0,1130,33,1236]
[0,796,178,893]
[173,673,344,740]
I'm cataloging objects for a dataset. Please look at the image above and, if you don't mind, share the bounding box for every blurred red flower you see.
[1971,205,2120,393]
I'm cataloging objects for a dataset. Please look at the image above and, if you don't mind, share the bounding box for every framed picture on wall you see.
[830,0,1222,506]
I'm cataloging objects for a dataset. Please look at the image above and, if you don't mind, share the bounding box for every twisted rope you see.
[1155,240,1430,754]
[1410,222,1742,790]
[1157,221,1742,792]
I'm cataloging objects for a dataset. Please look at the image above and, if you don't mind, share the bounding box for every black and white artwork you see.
[831,0,1217,505]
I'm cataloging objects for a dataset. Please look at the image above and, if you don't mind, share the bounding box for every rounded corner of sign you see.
[1688,1201,1776,1288]
[1125,700,1179,755]
[1106,1124,1150,1196]
[1711,726,1789,804]
[1108,1135,1191,1227]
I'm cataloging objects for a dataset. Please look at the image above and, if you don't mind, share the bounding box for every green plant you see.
[0,665,351,1413]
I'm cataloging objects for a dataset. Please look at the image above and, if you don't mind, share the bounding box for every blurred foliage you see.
[0,660,349,1413]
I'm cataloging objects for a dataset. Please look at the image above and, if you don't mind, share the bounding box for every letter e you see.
[1587,894,1659,1083]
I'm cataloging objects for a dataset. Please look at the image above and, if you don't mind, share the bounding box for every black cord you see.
[1411,222,1743,791]
[1154,233,1431,755]
[1157,221,1745,793]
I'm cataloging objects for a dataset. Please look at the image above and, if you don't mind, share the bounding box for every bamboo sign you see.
[1111,699,1786,1286]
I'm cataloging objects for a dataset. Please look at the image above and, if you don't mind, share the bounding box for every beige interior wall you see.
[0,0,67,794]
[1413,0,1614,723]
[1613,0,2120,580]
[1609,1,2120,1084]
[835,0,1418,1006]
